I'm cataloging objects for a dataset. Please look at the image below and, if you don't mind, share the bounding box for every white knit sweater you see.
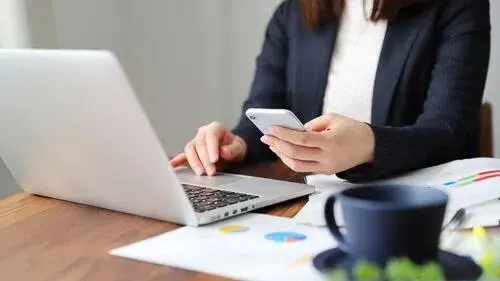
[322,0,388,123]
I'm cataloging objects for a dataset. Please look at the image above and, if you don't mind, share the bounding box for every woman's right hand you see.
[170,122,247,176]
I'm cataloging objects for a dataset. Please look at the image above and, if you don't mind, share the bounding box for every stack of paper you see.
[111,214,336,281]
[294,158,500,229]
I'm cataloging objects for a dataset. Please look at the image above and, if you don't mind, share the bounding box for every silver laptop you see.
[0,49,314,226]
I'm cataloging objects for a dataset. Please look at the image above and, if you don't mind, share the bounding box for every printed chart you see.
[264,232,307,243]
[219,225,249,234]
[111,214,331,281]
[289,255,314,268]
[443,170,500,188]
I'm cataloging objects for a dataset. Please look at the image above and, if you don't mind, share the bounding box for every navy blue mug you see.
[324,184,448,266]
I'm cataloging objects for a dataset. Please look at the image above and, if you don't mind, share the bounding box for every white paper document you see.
[294,158,500,228]
[294,191,342,227]
[110,214,336,281]
[460,199,500,228]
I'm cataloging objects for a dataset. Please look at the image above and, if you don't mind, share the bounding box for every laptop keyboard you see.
[183,184,260,213]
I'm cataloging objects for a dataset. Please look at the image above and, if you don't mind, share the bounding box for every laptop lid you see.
[0,49,199,226]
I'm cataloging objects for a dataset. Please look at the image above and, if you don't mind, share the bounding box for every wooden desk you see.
[1,161,498,281]
[0,161,307,281]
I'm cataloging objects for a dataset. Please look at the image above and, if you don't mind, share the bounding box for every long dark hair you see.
[300,0,421,28]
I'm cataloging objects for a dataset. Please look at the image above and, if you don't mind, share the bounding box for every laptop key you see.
[239,195,254,200]
[183,184,261,211]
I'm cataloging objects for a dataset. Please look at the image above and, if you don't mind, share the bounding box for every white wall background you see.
[230,0,283,123]
[483,0,500,156]
[0,0,499,198]
[121,0,232,150]
[0,0,30,47]
[48,0,239,152]
[0,0,31,198]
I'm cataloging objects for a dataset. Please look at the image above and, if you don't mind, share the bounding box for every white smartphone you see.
[245,108,306,135]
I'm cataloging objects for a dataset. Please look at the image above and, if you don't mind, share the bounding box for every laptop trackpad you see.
[175,168,243,187]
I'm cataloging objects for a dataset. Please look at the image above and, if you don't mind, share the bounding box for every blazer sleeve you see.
[338,0,491,182]
[231,1,291,164]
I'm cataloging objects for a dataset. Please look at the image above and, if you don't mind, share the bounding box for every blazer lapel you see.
[371,10,424,126]
[296,21,338,120]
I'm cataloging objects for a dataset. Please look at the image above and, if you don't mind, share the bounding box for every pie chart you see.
[264,232,307,243]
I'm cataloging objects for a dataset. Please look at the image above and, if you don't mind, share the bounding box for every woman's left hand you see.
[260,114,375,175]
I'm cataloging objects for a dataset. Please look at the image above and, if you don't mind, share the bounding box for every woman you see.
[171,0,491,182]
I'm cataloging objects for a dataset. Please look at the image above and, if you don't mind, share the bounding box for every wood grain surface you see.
[0,161,307,281]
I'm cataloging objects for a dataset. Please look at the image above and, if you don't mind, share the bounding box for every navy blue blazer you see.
[232,0,491,182]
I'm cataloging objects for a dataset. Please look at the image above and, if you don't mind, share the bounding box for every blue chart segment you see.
[264,232,307,243]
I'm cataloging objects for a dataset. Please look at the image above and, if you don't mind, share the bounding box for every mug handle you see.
[324,195,350,252]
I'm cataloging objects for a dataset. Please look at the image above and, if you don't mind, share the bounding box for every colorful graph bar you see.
[443,170,500,188]
[289,255,313,268]
[219,225,249,234]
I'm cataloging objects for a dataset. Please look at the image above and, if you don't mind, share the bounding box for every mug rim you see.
[338,184,448,210]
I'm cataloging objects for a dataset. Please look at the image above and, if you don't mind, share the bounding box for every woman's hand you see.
[260,114,375,175]
[170,122,247,176]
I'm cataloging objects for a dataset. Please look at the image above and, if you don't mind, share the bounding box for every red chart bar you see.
[474,173,500,183]
[478,170,500,176]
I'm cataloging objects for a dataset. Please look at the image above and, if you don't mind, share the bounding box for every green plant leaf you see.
[353,261,383,281]
[478,250,500,280]
[479,252,495,270]
[419,261,445,281]
[385,258,419,281]
[328,269,349,281]
[480,265,500,281]
[325,257,449,281]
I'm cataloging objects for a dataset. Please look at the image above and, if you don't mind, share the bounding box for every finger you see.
[205,123,225,163]
[184,141,204,175]
[304,115,336,132]
[220,134,246,161]
[220,141,242,160]
[195,130,216,176]
[170,153,188,167]
[263,136,321,161]
[270,147,321,173]
[269,126,324,148]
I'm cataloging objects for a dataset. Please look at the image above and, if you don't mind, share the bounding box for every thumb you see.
[305,114,335,132]
[220,136,245,161]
